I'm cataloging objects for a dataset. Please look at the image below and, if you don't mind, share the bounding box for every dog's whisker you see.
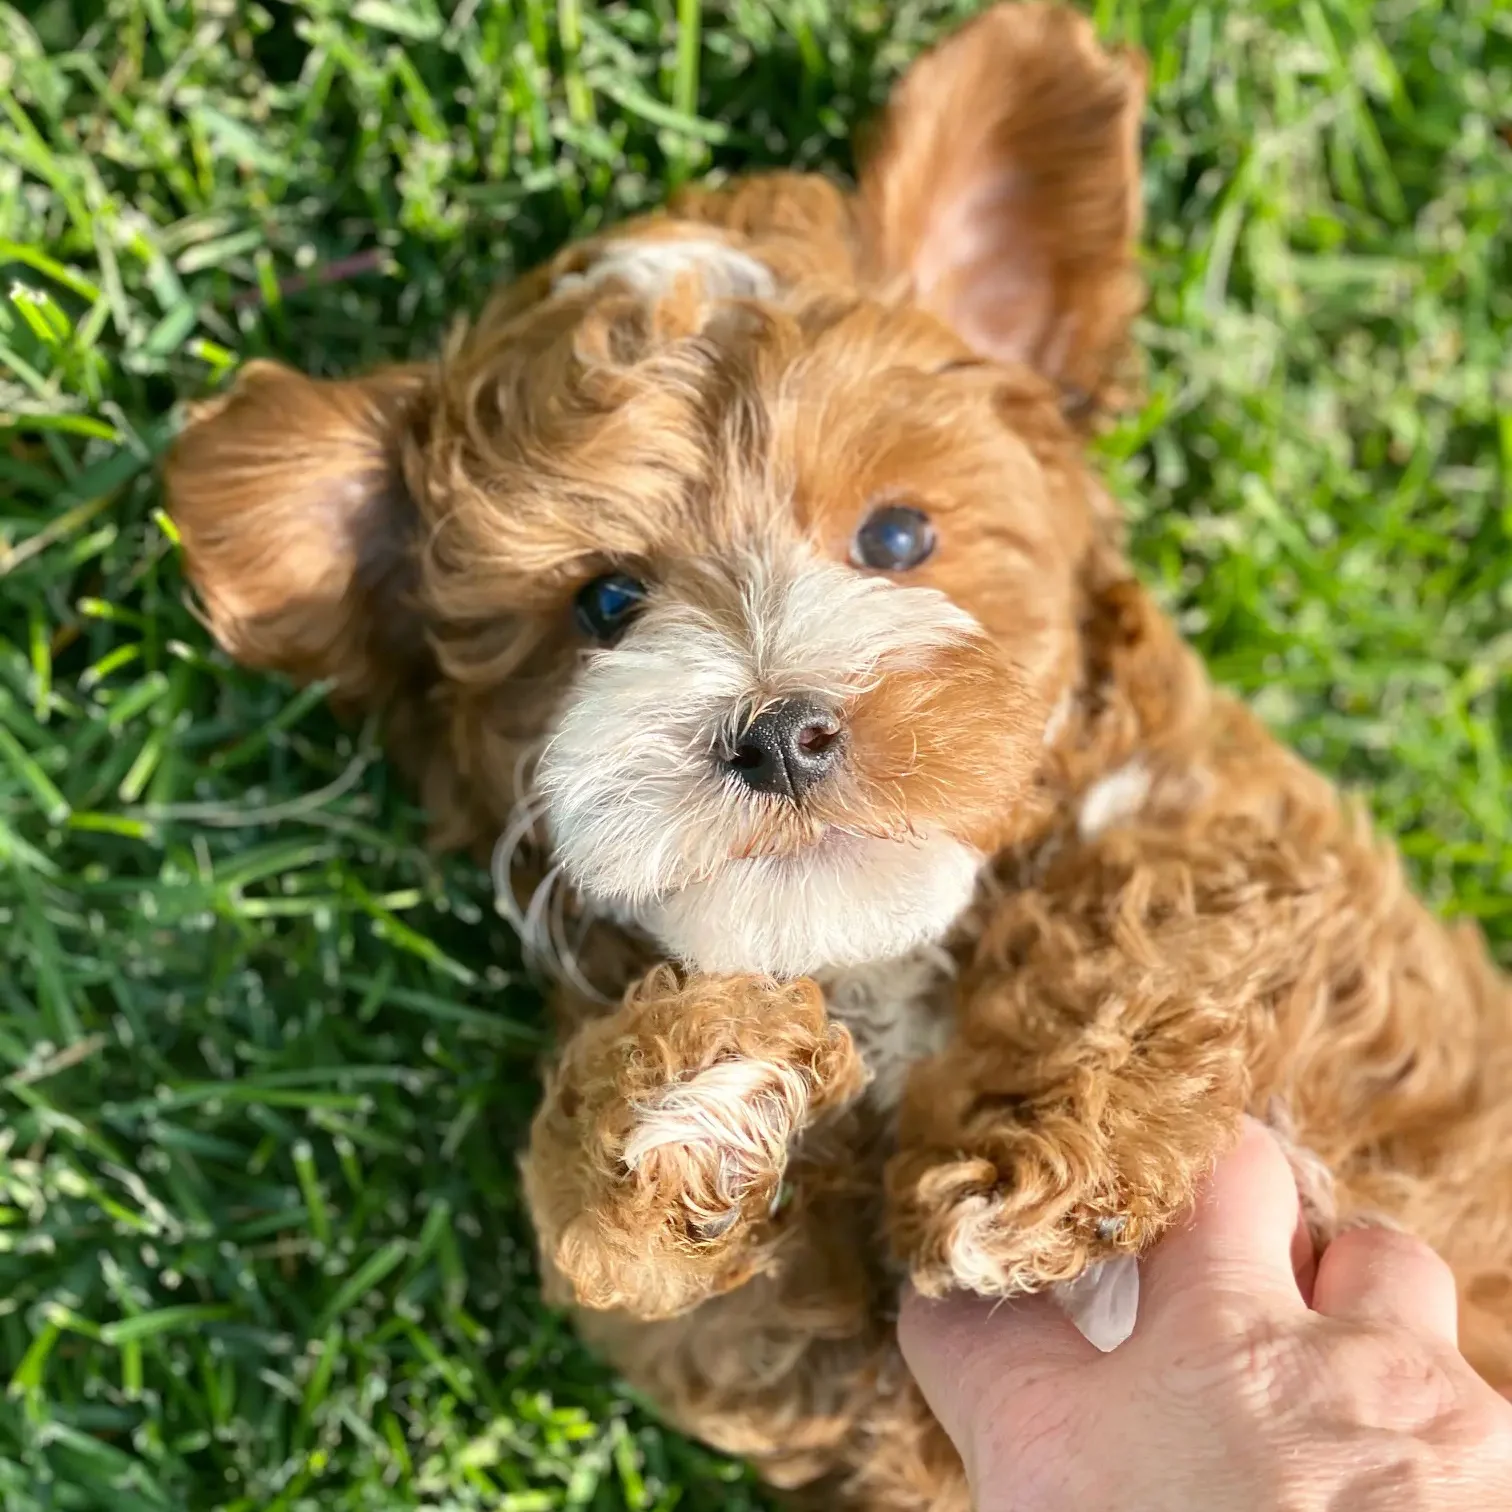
[511,741,544,808]
[491,789,552,944]
[548,866,613,1006]
[519,859,565,972]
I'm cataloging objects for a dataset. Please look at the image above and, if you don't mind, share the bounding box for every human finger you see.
[1311,1224,1458,1346]
[899,1284,1096,1462]
[1138,1117,1310,1332]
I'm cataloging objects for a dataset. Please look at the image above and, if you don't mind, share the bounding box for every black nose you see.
[723,699,843,800]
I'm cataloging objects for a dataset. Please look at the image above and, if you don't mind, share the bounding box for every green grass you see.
[0,0,1509,1506]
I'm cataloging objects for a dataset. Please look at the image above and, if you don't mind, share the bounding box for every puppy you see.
[164,6,1512,1507]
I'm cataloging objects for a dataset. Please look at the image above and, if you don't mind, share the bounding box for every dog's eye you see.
[574,572,647,642]
[852,504,936,572]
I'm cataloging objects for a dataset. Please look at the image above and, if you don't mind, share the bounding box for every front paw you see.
[524,969,864,1318]
[886,996,1247,1301]
[886,1149,1129,1299]
[887,1100,1220,1300]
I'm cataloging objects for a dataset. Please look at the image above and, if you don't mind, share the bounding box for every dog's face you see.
[165,4,1144,979]
[474,278,1100,978]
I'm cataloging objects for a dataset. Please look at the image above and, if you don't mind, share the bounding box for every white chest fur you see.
[815,946,956,1115]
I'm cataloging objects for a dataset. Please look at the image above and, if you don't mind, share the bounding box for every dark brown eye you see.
[852,504,936,572]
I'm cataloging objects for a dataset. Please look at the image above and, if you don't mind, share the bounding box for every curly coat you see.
[163,7,1512,1507]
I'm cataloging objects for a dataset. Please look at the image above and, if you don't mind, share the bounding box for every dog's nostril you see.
[722,699,843,801]
[795,721,839,757]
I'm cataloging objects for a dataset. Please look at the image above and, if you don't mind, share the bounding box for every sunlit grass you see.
[0,0,1508,1505]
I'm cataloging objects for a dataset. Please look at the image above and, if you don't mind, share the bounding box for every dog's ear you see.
[164,360,433,706]
[859,3,1145,408]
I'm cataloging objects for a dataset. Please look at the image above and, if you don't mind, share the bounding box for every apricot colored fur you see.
[163,6,1512,1507]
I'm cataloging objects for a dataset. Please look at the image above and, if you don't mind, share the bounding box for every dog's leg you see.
[563,1201,959,1504]
[885,843,1265,1303]
[522,967,866,1319]
[886,1001,1248,1306]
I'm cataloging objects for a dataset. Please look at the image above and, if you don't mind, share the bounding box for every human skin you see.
[899,1119,1512,1511]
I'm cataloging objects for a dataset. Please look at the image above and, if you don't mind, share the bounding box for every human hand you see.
[899,1118,1512,1510]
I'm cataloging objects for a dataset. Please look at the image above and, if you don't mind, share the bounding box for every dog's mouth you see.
[799,828,865,861]
[724,821,912,870]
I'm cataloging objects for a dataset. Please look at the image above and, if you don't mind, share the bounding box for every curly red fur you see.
[163,7,1511,1508]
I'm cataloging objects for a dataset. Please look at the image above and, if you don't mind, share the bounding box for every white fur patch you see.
[553,238,776,302]
[814,948,953,1114]
[645,832,982,981]
[623,1057,808,1233]
[536,542,982,976]
[1041,690,1072,749]
[624,1058,807,1174]
[942,1194,1006,1295]
[1053,1257,1139,1351]
[1078,761,1151,839]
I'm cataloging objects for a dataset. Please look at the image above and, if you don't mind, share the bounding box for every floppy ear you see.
[163,360,433,707]
[859,3,1145,409]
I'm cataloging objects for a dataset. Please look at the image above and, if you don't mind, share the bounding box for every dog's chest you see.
[814,947,956,1114]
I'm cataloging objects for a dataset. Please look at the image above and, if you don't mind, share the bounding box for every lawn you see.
[0,0,1509,1507]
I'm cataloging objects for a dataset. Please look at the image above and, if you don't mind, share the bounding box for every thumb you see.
[899,1285,1094,1483]
[1137,1117,1312,1334]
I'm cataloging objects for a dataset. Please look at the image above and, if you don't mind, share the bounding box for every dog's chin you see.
[627,830,983,980]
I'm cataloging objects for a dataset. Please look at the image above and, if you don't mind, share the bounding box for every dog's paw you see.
[525,969,864,1318]
[885,1134,1173,1305]
[886,1020,1244,1306]
[619,1052,820,1239]
[887,1153,1095,1299]
[889,1149,1145,1347]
